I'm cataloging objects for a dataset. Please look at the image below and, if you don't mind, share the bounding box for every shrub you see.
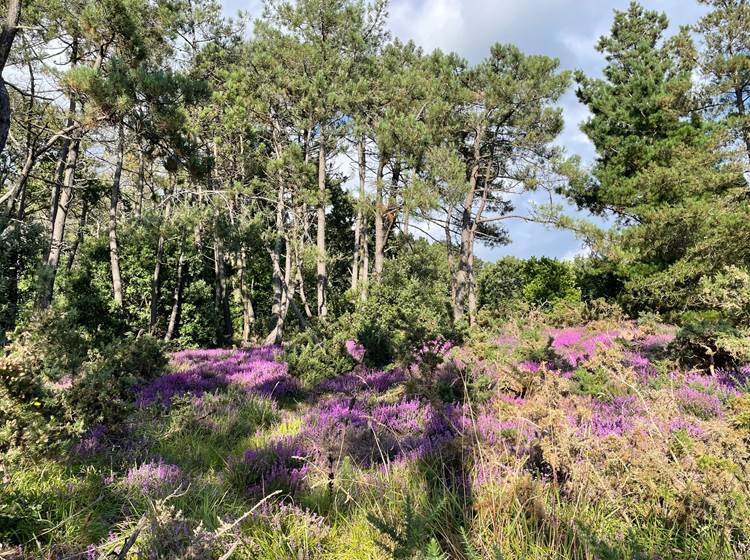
[671,311,750,372]
[64,335,167,427]
[0,344,72,453]
[284,328,354,386]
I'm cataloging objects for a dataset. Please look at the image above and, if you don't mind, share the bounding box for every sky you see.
[220,0,709,262]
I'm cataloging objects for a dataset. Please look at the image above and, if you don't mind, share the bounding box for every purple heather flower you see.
[244,438,309,496]
[123,460,182,495]
[624,351,657,381]
[638,333,675,350]
[344,340,366,363]
[668,417,705,439]
[137,346,298,407]
[676,385,722,419]
[73,424,107,455]
[549,328,620,368]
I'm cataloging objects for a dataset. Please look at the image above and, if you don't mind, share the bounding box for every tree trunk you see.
[109,123,124,309]
[0,0,21,158]
[213,231,232,344]
[445,215,457,317]
[149,177,175,333]
[239,247,255,346]
[352,138,365,292]
[316,132,327,319]
[65,198,87,273]
[264,179,286,345]
[136,138,145,222]
[164,241,185,342]
[734,86,750,162]
[453,127,483,323]
[373,156,386,280]
[49,142,69,233]
[467,237,477,326]
[38,134,80,309]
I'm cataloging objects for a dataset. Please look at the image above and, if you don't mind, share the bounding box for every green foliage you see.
[148,388,278,472]
[522,257,581,307]
[569,366,628,401]
[64,335,167,426]
[343,239,456,367]
[0,342,71,454]
[284,329,354,387]
[367,494,446,559]
[477,257,525,316]
[671,311,750,371]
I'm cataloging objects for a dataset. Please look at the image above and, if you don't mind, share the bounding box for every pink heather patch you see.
[123,461,182,494]
[496,334,518,348]
[668,417,705,439]
[676,385,722,419]
[624,351,656,380]
[518,361,541,373]
[344,340,366,362]
[549,328,620,367]
[638,333,675,350]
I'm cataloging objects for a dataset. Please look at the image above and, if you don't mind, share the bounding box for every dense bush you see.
[64,335,167,426]
[478,257,583,317]
[0,311,167,452]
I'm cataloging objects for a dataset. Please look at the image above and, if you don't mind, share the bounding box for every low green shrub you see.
[64,335,167,427]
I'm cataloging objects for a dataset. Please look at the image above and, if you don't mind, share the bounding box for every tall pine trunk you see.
[373,156,386,280]
[351,138,365,292]
[265,178,286,345]
[165,241,185,342]
[108,123,124,309]
[149,177,175,333]
[239,247,255,346]
[39,133,80,309]
[316,132,327,319]
[0,0,21,158]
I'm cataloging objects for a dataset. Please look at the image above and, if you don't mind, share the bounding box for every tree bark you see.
[373,156,386,280]
[351,138,365,292]
[264,178,286,345]
[453,127,483,323]
[149,176,175,332]
[734,85,750,162]
[136,137,145,222]
[164,241,185,342]
[0,0,21,158]
[213,229,232,344]
[38,133,80,309]
[239,247,255,346]
[65,198,87,273]
[316,131,327,319]
[109,122,124,309]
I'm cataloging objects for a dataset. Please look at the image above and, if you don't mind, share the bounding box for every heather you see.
[2,0,750,558]
[2,315,750,559]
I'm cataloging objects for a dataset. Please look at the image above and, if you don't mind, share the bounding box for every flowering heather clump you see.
[638,332,676,351]
[715,366,750,393]
[549,327,620,367]
[136,367,228,407]
[73,424,107,455]
[517,361,542,374]
[137,346,298,406]
[472,415,537,447]
[575,395,641,438]
[344,339,366,363]
[227,360,299,399]
[676,385,723,419]
[668,417,705,439]
[122,461,182,495]
[316,367,406,394]
[624,351,657,380]
[243,438,309,496]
